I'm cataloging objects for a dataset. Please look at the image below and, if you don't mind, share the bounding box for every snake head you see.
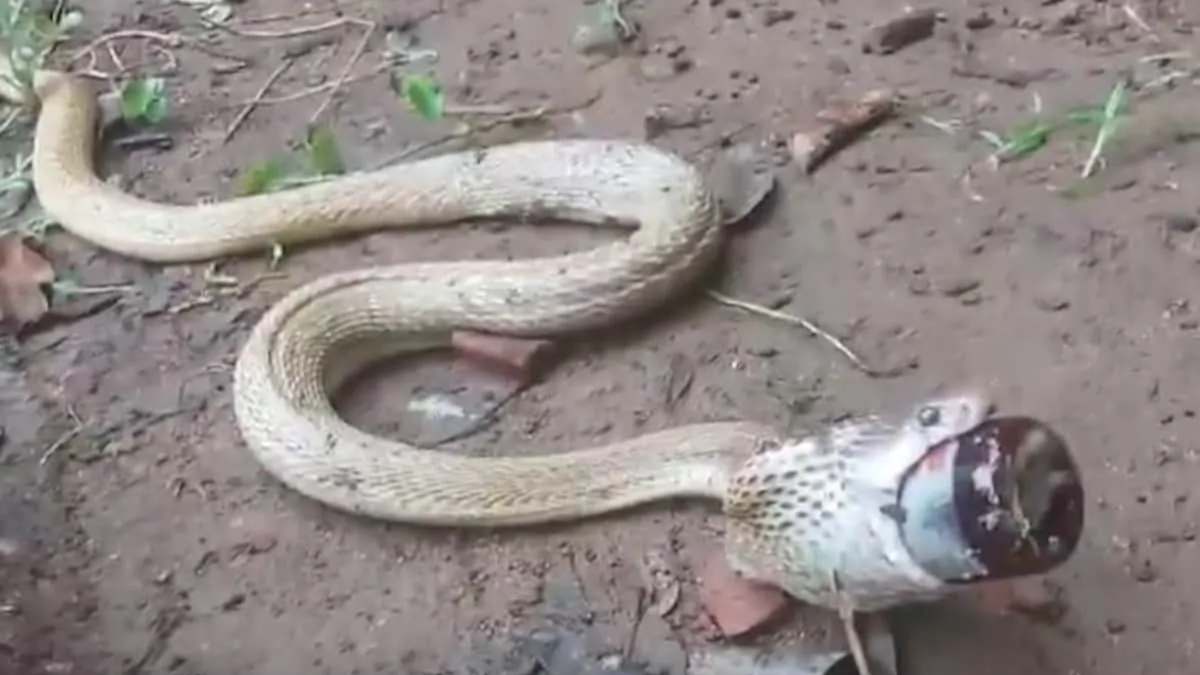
[838,391,991,495]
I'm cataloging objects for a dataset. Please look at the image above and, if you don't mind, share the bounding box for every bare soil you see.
[3,1,1200,674]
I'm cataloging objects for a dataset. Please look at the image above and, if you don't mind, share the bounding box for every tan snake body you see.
[14,67,1002,613]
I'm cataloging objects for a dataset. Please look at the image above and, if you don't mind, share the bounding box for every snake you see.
[5,60,1083,619]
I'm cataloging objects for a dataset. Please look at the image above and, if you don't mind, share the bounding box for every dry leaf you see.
[0,232,55,329]
[662,353,694,411]
[791,89,897,173]
[639,547,682,618]
[707,140,776,225]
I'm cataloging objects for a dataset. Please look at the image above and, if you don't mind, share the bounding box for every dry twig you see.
[309,19,377,125]
[226,64,391,107]
[1122,3,1161,42]
[370,88,604,169]
[205,16,361,40]
[39,404,85,466]
[706,290,902,378]
[68,30,184,80]
[67,30,184,65]
[223,58,293,143]
[234,1,375,25]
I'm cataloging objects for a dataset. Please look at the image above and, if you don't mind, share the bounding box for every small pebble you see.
[0,537,23,559]
[940,277,981,297]
[965,11,995,30]
[639,53,679,81]
[761,8,795,26]
[827,56,851,75]
[863,8,938,54]
[767,292,793,309]
[221,593,246,611]
[908,276,931,295]
[1034,293,1070,312]
[959,290,984,306]
[746,346,778,358]
[1163,213,1198,233]
[1131,558,1158,583]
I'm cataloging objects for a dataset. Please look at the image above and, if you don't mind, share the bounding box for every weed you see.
[979,79,1132,176]
[392,72,444,121]
[1079,80,1128,178]
[236,125,348,197]
[119,76,170,127]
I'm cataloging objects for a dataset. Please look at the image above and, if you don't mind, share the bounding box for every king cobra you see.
[7,59,1084,664]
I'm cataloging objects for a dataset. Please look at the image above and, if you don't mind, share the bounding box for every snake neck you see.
[721,431,952,610]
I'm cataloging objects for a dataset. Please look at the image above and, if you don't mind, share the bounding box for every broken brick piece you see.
[451,330,558,384]
[697,549,792,638]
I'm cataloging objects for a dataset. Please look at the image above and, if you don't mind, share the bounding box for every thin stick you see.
[418,383,530,448]
[235,1,371,25]
[206,16,359,40]
[309,20,376,126]
[39,404,85,466]
[1138,50,1193,63]
[369,88,605,169]
[832,571,874,675]
[228,63,391,107]
[67,30,183,66]
[1122,3,1161,42]
[706,290,901,378]
[223,59,293,144]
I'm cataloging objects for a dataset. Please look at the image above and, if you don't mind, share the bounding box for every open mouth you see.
[892,417,1085,584]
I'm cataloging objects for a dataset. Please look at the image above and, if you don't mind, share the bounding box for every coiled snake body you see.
[15,68,998,615]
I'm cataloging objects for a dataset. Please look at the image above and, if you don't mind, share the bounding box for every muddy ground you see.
[2,1,1199,674]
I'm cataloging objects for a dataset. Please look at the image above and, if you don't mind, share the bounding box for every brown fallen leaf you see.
[706,140,776,225]
[662,353,694,412]
[0,232,55,330]
[790,88,897,173]
[639,547,682,618]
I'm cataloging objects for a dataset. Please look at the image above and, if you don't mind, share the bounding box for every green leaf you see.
[304,127,345,176]
[988,119,1053,161]
[120,77,169,126]
[400,73,444,121]
[237,158,289,196]
[1103,81,1128,121]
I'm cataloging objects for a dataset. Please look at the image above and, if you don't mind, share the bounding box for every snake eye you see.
[917,406,941,427]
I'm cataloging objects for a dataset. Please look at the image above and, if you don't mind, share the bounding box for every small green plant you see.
[978,79,1132,176]
[1078,80,1129,178]
[236,156,289,197]
[119,76,170,126]
[979,119,1055,163]
[304,126,345,175]
[391,72,444,121]
[236,126,347,197]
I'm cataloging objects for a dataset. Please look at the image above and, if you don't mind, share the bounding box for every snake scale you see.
[10,65,1016,614]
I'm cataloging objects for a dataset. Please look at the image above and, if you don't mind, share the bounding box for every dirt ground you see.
[2,0,1200,674]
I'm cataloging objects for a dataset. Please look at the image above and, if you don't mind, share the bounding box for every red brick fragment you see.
[451,330,558,383]
[697,549,792,637]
